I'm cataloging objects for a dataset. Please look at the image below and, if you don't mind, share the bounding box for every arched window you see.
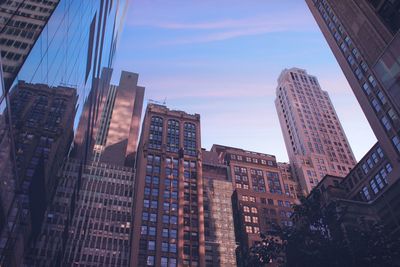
[183,122,196,156]
[149,116,163,150]
[167,119,179,153]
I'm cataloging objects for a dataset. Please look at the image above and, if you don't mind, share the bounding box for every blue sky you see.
[113,0,376,162]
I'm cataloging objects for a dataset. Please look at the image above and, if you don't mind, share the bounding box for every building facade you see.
[131,104,205,267]
[26,70,144,266]
[305,0,400,190]
[211,145,300,266]
[0,0,59,89]
[0,1,128,265]
[202,150,237,267]
[275,67,356,195]
[0,81,77,266]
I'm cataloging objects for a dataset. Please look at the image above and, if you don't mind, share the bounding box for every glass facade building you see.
[0,1,128,265]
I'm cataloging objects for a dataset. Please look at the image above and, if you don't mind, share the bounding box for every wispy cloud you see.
[160,25,290,45]
[127,8,315,45]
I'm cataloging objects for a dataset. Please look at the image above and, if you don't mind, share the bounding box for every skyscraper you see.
[28,70,144,266]
[0,0,60,89]
[275,67,356,195]
[131,104,205,267]
[0,1,128,265]
[305,0,400,187]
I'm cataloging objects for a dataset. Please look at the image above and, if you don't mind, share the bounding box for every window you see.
[381,116,392,131]
[163,215,169,224]
[371,153,378,163]
[161,257,168,267]
[184,122,197,156]
[386,163,393,173]
[355,68,363,80]
[362,163,369,174]
[170,216,177,224]
[362,186,371,201]
[377,147,384,158]
[251,207,258,214]
[170,243,177,253]
[167,119,180,153]
[392,136,400,152]
[243,206,250,212]
[352,48,360,58]
[367,158,373,169]
[162,242,169,252]
[370,179,379,194]
[377,91,387,104]
[150,213,157,222]
[375,174,385,189]
[147,256,155,266]
[368,75,377,87]
[141,226,147,235]
[362,83,371,95]
[169,258,177,267]
[170,229,177,238]
[149,227,156,236]
[245,216,251,222]
[149,116,163,150]
[162,228,169,238]
[252,217,258,223]
[148,241,155,251]
[249,197,256,202]
[371,99,381,112]
[254,227,260,234]
[278,200,283,206]
[246,226,253,233]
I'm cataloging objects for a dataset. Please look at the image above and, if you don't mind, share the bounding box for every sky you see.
[113,0,376,162]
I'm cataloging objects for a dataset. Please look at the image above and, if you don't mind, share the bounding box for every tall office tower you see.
[27,70,144,266]
[0,0,59,89]
[131,104,205,267]
[210,145,300,267]
[275,67,356,195]
[0,81,77,266]
[305,0,400,190]
[202,150,237,267]
[0,1,128,265]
